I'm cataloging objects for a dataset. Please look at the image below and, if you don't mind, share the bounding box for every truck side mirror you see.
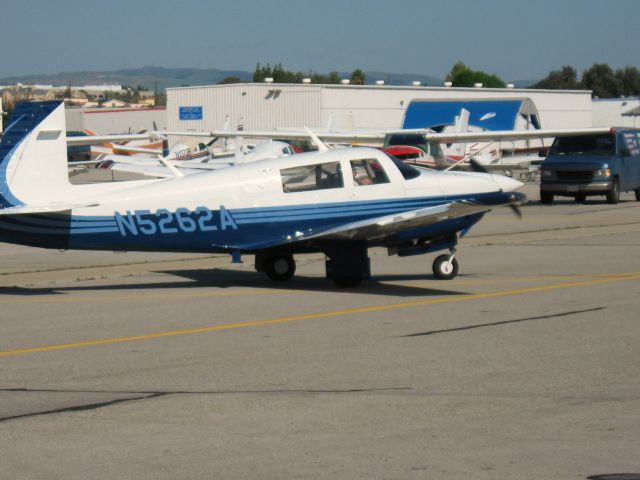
[621,147,632,157]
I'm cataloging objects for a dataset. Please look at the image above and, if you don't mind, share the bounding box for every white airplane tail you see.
[455,108,470,133]
[448,108,471,160]
[0,101,72,207]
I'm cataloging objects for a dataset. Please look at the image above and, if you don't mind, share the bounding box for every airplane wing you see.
[157,127,613,144]
[66,133,154,146]
[237,195,523,251]
[422,127,613,143]
[0,201,99,215]
[109,144,163,155]
[299,199,505,241]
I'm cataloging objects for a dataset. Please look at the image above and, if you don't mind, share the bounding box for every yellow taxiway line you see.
[1,272,639,358]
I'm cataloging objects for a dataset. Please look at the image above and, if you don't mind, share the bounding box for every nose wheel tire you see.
[432,254,459,280]
[263,255,296,282]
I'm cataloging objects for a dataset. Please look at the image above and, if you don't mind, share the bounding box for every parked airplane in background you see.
[95,140,296,178]
[83,128,166,158]
[1,101,526,286]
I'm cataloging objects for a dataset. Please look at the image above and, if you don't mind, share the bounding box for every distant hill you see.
[1,66,538,90]
[0,66,253,90]
[0,66,445,90]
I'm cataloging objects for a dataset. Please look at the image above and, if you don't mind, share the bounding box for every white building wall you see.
[66,107,167,134]
[167,84,322,131]
[167,83,594,141]
[320,85,593,130]
[592,98,640,128]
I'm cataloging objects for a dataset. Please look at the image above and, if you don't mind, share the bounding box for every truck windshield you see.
[549,134,616,157]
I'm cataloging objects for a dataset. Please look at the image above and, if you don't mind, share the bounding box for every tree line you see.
[532,64,640,98]
[226,61,640,99]
[251,63,367,85]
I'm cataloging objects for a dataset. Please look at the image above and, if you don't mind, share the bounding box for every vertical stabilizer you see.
[0,101,70,207]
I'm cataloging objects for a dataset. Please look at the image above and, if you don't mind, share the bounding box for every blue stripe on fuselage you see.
[0,191,510,252]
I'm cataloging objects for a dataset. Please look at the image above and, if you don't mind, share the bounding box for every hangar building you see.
[166,83,594,140]
[66,106,167,135]
[592,97,640,128]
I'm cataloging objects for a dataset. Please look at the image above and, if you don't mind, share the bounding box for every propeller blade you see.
[469,158,489,174]
[509,204,523,219]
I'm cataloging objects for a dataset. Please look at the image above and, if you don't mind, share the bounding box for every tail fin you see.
[448,108,470,160]
[454,108,470,133]
[0,101,71,207]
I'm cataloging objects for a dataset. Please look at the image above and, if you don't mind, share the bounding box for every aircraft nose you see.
[493,174,523,192]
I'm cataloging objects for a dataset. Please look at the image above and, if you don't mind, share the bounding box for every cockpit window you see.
[385,153,422,180]
[281,161,343,192]
[350,158,390,186]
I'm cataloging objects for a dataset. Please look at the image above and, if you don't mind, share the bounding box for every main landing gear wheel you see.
[263,255,296,282]
[432,254,459,280]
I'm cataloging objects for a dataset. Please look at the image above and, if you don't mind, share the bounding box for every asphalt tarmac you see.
[1,184,639,479]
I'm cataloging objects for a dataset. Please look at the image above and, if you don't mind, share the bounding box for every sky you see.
[1,0,639,82]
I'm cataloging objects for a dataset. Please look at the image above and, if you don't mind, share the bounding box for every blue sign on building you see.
[179,106,203,120]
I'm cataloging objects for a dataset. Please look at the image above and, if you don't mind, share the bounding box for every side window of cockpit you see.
[281,161,343,193]
[350,158,390,186]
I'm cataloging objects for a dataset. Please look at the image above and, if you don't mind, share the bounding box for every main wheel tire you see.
[606,179,620,204]
[432,255,459,280]
[575,194,586,204]
[264,255,296,282]
[540,191,554,205]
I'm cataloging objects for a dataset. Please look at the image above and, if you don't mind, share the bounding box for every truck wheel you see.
[635,190,640,201]
[606,179,620,204]
[575,194,586,204]
[540,191,554,205]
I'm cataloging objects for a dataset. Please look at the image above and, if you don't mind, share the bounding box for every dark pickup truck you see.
[539,129,640,204]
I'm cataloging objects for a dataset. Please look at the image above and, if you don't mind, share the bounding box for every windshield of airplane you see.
[385,153,422,180]
[550,134,616,157]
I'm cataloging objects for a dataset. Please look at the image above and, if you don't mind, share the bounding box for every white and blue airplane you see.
[0,101,526,286]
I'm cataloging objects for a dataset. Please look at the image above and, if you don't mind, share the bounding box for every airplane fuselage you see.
[0,148,516,255]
